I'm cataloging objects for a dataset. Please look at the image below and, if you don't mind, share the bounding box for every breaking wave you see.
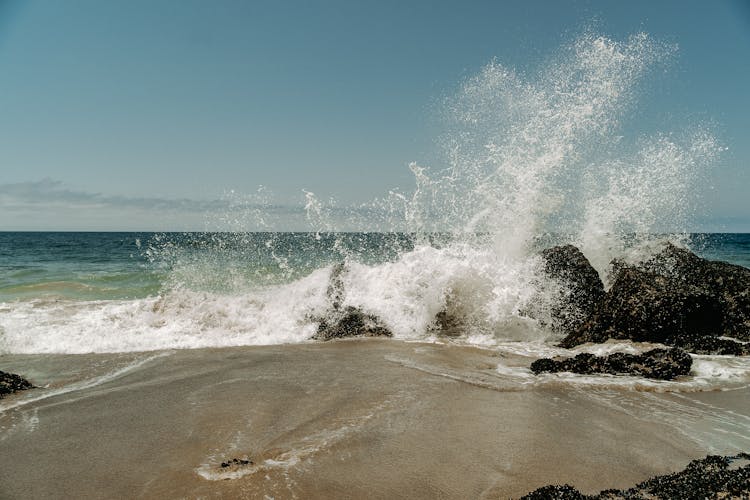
[0,31,726,364]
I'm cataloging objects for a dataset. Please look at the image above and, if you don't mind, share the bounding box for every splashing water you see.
[308,31,722,340]
[0,31,726,357]
[398,33,715,259]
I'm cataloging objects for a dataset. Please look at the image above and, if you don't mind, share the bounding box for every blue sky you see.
[0,0,748,231]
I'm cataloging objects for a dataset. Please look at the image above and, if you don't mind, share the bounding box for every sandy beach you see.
[1,339,747,499]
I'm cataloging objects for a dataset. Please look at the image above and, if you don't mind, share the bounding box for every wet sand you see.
[0,339,747,499]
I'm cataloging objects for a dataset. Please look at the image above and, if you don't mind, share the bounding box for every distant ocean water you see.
[1,232,748,303]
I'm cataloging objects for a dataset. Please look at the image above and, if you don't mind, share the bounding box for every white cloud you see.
[0,179,400,231]
[0,179,294,231]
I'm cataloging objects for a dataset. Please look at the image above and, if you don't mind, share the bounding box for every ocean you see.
[1,230,749,391]
[1,231,748,353]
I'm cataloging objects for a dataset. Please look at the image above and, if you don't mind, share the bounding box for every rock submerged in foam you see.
[0,370,33,398]
[530,347,692,380]
[220,458,253,469]
[664,332,750,356]
[312,263,393,341]
[547,242,750,355]
[313,307,393,341]
[520,453,750,499]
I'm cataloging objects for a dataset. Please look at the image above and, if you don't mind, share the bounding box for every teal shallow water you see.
[1,232,748,303]
[0,232,419,301]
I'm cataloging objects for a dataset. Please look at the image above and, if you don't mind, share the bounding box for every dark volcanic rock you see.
[530,347,692,380]
[520,453,750,499]
[560,267,725,348]
[312,263,393,341]
[326,261,347,312]
[665,332,750,356]
[541,245,605,333]
[313,306,393,341]
[641,243,750,341]
[0,370,33,398]
[220,458,253,469]
[520,484,585,499]
[560,243,750,351]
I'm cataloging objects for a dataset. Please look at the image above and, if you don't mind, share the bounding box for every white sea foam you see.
[0,246,544,353]
[490,342,750,392]
[196,390,413,482]
[0,352,172,412]
[0,268,330,354]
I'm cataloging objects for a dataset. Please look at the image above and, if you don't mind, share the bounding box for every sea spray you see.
[0,31,725,356]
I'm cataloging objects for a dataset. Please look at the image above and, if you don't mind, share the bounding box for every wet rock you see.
[313,306,393,341]
[530,347,692,380]
[640,243,750,341]
[220,458,253,468]
[665,332,750,356]
[520,484,585,499]
[560,266,724,348]
[541,245,605,333]
[520,453,750,499]
[0,370,33,398]
[433,309,463,337]
[560,243,750,351]
[311,263,393,341]
[326,262,347,311]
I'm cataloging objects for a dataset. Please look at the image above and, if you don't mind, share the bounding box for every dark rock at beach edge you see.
[642,243,750,341]
[220,457,253,469]
[556,242,750,354]
[313,306,393,341]
[519,453,750,499]
[666,332,750,356]
[560,266,725,347]
[311,263,393,341]
[530,347,692,380]
[0,370,34,398]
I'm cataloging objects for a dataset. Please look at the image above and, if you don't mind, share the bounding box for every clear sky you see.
[0,0,748,231]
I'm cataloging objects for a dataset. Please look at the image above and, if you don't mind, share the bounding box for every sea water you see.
[0,231,748,351]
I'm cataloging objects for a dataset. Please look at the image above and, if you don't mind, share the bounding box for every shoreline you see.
[1,339,747,499]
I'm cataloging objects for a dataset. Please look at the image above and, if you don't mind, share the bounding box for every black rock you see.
[530,347,692,380]
[541,245,606,333]
[313,306,393,341]
[220,458,253,468]
[665,332,750,356]
[560,266,724,349]
[326,262,347,312]
[640,243,750,341]
[0,370,34,398]
[520,453,750,499]
[520,484,585,499]
[311,263,394,341]
[432,309,463,337]
[559,243,750,352]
